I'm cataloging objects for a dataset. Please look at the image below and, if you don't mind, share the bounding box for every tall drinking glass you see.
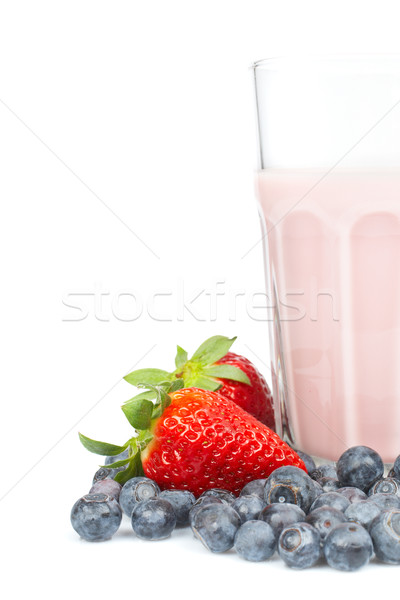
[253,56,400,462]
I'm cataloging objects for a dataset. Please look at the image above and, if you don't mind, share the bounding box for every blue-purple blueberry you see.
[234,520,276,561]
[367,493,400,511]
[191,503,241,553]
[189,496,226,526]
[295,451,316,474]
[200,488,236,505]
[306,506,346,542]
[324,522,373,571]
[119,476,160,516]
[71,493,122,541]
[92,467,118,484]
[263,466,319,513]
[258,503,306,540]
[278,522,321,568]
[310,464,337,482]
[344,500,381,529]
[368,478,400,497]
[240,479,266,500]
[158,489,196,526]
[232,494,265,523]
[369,509,400,564]
[309,491,350,513]
[390,455,400,480]
[336,487,367,503]
[336,446,384,492]
[131,498,176,540]
[319,477,341,493]
[89,479,122,501]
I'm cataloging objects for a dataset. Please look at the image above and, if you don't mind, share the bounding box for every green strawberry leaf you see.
[189,374,223,392]
[175,345,188,369]
[114,452,144,485]
[122,390,156,403]
[169,378,185,393]
[78,433,129,456]
[124,368,172,387]
[156,387,171,411]
[136,429,154,450]
[203,364,251,385]
[151,387,172,417]
[191,335,236,366]
[122,397,154,430]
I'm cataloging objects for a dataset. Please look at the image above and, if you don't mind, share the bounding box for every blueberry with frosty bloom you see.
[191,503,241,553]
[324,522,373,571]
[278,523,321,569]
[264,466,319,513]
[158,489,196,526]
[234,520,276,561]
[131,498,176,540]
[336,446,383,492]
[232,494,265,523]
[71,493,122,541]
[240,478,266,500]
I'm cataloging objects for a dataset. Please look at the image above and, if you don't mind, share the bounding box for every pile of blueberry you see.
[71,445,400,570]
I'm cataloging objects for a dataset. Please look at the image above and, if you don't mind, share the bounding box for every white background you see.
[1,1,400,598]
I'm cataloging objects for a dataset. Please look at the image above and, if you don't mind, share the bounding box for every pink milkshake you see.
[257,169,400,462]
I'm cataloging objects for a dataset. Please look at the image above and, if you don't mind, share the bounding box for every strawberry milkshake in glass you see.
[253,56,400,462]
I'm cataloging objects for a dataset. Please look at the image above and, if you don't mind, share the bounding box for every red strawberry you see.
[79,381,305,497]
[123,335,275,430]
[215,352,274,429]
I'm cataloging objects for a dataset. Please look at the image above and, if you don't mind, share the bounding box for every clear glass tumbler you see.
[253,56,400,462]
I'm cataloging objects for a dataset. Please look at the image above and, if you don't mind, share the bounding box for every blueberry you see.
[263,466,318,513]
[313,480,324,498]
[191,503,241,553]
[234,520,276,561]
[92,466,118,484]
[200,488,236,505]
[306,506,346,542]
[344,500,381,529]
[189,496,226,526]
[295,451,316,474]
[232,495,265,523]
[391,455,400,480]
[336,486,367,503]
[131,498,176,540]
[119,476,160,516]
[336,446,384,492]
[71,493,122,541]
[258,503,306,540]
[319,477,341,493]
[368,477,400,497]
[240,479,267,500]
[89,479,122,501]
[324,522,373,571]
[104,448,129,466]
[369,509,400,564]
[309,491,350,513]
[278,523,321,568]
[367,492,400,510]
[310,464,337,482]
[158,490,196,527]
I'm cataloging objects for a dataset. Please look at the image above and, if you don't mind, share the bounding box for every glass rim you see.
[252,53,400,71]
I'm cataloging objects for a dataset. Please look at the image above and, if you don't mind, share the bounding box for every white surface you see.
[2,1,400,598]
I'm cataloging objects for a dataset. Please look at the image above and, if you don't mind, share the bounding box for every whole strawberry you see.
[79,381,305,496]
[123,335,275,430]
